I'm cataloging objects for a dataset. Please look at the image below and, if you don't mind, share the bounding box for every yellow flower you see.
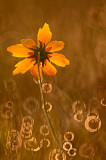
[7,23,70,80]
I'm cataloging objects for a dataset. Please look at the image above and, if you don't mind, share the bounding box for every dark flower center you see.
[29,41,52,66]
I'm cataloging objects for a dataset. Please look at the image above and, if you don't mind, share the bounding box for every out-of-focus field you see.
[0,0,106,159]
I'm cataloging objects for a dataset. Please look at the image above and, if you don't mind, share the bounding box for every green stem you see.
[37,52,62,148]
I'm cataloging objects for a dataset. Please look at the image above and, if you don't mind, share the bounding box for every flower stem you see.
[37,52,62,148]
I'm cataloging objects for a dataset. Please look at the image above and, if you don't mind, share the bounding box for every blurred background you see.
[0,0,106,159]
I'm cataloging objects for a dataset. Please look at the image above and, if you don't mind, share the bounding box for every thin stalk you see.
[37,52,62,148]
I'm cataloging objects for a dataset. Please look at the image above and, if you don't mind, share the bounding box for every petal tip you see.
[7,46,11,52]
[12,71,15,75]
[66,60,70,65]
[61,41,65,46]
[44,22,49,27]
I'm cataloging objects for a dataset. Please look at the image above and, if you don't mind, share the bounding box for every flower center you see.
[29,41,52,66]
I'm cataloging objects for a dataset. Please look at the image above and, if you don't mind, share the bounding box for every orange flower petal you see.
[21,39,36,49]
[46,41,64,52]
[43,60,57,76]
[7,44,34,57]
[48,53,70,67]
[13,58,36,75]
[31,63,42,80]
[37,23,52,47]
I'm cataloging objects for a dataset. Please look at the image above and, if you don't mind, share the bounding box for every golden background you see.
[0,0,106,159]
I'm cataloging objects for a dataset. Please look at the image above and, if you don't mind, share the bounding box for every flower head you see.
[7,23,70,80]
